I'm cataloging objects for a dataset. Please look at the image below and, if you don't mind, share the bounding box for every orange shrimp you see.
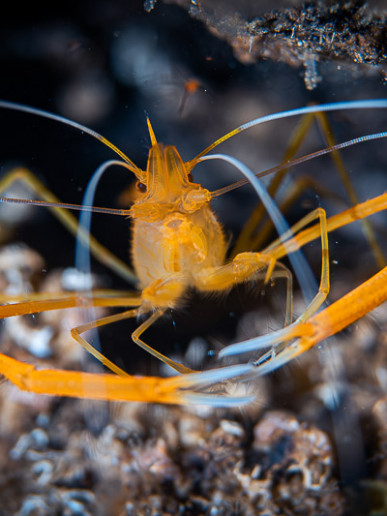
[0,99,386,406]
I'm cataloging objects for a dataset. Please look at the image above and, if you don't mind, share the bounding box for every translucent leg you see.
[71,308,140,376]
[0,290,142,370]
[194,251,294,329]
[252,266,387,376]
[219,207,329,357]
[73,307,196,376]
[222,192,386,373]
[0,167,136,283]
[315,111,385,268]
[131,310,195,374]
[0,284,258,405]
[232,111,315,256]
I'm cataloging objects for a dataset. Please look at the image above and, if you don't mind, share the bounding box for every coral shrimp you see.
[0,99,386,406]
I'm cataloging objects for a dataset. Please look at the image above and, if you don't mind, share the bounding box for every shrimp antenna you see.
[0,196,131,216]
[0,100,141,174]
[189,100,387,165]
[75,159,133,276]
[73,158,140,362]
[210,131,387,198]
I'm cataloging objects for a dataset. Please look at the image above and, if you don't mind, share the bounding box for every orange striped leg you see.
[264,206,329,322]
[252,266,387,375]
[0,291,142,373]
[250,175,343,252]
[0,291,142,318]
[0,351,254,405]
[220,194,386,360]
[266,192,387,263]
[232,110,384,267]
[0,291,193,375]
[0,291,256,404]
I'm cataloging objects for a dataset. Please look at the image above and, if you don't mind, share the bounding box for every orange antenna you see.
[0,196,130,216]
[0,100,141,174]
[209,131,387,198]
[189,100,387,164]
[146,117,158,147]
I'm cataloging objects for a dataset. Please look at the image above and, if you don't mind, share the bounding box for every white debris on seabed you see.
[61,267,97,291]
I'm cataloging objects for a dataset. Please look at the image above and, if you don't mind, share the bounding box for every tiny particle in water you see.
[144,0,157,13]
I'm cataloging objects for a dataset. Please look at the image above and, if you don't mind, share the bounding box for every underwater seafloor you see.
[0,1,386,514]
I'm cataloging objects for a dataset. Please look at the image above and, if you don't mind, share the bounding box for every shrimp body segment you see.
[130,130,227,310]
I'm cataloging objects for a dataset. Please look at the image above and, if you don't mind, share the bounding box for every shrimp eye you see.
[187,173,193,182]
[136,181,147,193]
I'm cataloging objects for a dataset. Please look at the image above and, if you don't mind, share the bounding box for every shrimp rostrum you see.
[0,99,386,406]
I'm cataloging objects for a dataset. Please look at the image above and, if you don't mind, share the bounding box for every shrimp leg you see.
[73,306,195,375]
[0,350,254,405]
[0,290,192,375]
[220,193,387,366]
[195,206,329,324]
[0,167,136,283]
[252,266,387,375]
[0,291,255,404]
